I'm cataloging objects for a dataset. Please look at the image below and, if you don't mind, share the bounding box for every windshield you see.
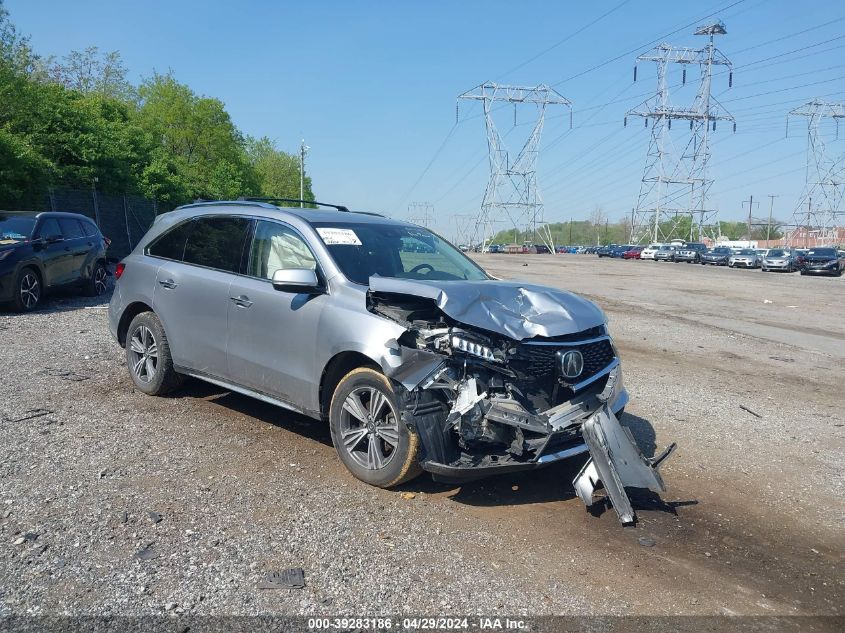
[767,249,787,257]
[311,222,489,285]
[711,248,731,254]
[807,248,836,257]
[658,246,673,251]
[0,215,37,243]
[738,249,756,255]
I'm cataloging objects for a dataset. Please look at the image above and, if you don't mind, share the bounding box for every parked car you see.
[700,246,732,266]
[798,247,844,277]
[674,242,707,263]
[107,199,671,524]
[608,245,632,258]
[653,245,676,262]
[596,244,617,258]
[0,212,110,312]
[728,249,761,268]
[640,243,664,260]
[530,244,551,254]
[622,246,643,259]
[761,248,797,272]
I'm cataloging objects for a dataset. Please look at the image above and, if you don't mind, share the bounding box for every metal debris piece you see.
[4,409,53,423]
[638,537,656,547]
[258,568,305,590]
[147,511,163,524]
[739,404,762,419]
[135,547,158,561]
[573,407,676,525]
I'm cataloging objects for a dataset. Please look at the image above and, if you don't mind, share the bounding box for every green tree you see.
[246,136,314,202]
[135,72,257,202]
[49,46,135,101]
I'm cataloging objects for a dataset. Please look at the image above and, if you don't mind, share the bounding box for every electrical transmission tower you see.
[785,99,845,247]
[627,21,734,244]
[407,202,434,228]
[457,83,571,250]
[452,214,474,247]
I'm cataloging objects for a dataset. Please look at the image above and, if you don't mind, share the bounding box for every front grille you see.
[517,338,614,383]
[508,336,616,412]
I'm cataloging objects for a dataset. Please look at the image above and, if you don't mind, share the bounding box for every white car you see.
[640,243,664,260]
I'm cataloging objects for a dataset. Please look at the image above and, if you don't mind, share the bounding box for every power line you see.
[497,0,632,80]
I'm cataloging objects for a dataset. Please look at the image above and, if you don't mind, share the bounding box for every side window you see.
[36,218,62,239]
[248,221,317,280]
[81,220,99,237]
[147,221,195,261]
[59,218,85,239]
[183,216,251,273]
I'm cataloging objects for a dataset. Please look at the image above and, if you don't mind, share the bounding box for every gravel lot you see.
[0,256,842,620]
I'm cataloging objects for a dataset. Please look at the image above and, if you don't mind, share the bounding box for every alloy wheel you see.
[128,325,158,383]
[339,386,399,470]
[94,266,108,295]
[20,273,40,309]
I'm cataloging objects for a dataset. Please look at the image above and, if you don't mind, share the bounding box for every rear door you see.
[151,216,252,379]
[226,219,327,404]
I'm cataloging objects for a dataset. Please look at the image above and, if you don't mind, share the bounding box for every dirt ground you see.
[0,254,842,621]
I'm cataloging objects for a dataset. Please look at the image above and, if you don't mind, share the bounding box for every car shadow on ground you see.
[0,285,113,315]
[171,382,693,519]
[174,379,335,448]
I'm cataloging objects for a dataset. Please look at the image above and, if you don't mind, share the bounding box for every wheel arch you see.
[117,301,154,347]
[319,351,381,421]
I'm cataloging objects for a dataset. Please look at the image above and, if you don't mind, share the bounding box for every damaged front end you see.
[368,282,675,525]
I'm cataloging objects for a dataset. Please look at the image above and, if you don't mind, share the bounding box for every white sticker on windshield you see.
[317,228,362,246]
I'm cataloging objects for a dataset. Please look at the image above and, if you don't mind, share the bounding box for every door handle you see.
[158,279,178,289]
[229,295,253,308]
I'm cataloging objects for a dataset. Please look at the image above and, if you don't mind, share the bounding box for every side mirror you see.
[271,268,321,293]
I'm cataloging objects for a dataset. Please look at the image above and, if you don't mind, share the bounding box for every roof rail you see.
[238,197,349,212]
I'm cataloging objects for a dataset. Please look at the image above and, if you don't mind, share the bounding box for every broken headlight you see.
[450,335,496,362]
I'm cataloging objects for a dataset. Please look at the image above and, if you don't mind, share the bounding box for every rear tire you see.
[85,261,109,297]
[125,311,183,395]
[329,367,422,488]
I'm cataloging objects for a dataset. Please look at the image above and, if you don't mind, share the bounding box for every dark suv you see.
[674,242,707,263]
[0,212,110,311]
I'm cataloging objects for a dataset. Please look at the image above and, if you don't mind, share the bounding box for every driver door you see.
[226,220,328,405]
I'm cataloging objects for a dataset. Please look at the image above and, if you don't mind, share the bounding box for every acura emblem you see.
[560,350,584,379]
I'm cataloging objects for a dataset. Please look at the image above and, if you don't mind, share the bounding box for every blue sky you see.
[7,0,845,239]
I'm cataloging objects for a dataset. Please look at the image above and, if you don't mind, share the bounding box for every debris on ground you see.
[135,546,158,561]
[399,492,416,500]
[258,568,305,590]
[739,404,762,419]
[638,537,656,547]
[147,511,163,524]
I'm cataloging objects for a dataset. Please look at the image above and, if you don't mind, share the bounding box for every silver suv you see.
[108,199,673,524]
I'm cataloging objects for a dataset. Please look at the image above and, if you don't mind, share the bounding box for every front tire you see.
[329,367,422,488]
[12,267,41,312]
[125,311,183,395]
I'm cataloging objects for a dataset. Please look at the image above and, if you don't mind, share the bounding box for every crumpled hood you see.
[368,276,606,340]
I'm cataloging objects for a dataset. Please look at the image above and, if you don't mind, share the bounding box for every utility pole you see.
[742,195,758,241]
[299,139,309,207]
[785,100,845,246]
[766,194,778,244]
[91,176,101,227]
[626,21,734,244]
[457,83,571,253]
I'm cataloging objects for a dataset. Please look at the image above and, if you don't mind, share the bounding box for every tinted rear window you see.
[148,221,195,261]
[183,216,252,273]
[807,248,836,256]
[59,218,84,239]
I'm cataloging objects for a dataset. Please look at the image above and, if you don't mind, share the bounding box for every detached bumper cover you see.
[573,406,676,525]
